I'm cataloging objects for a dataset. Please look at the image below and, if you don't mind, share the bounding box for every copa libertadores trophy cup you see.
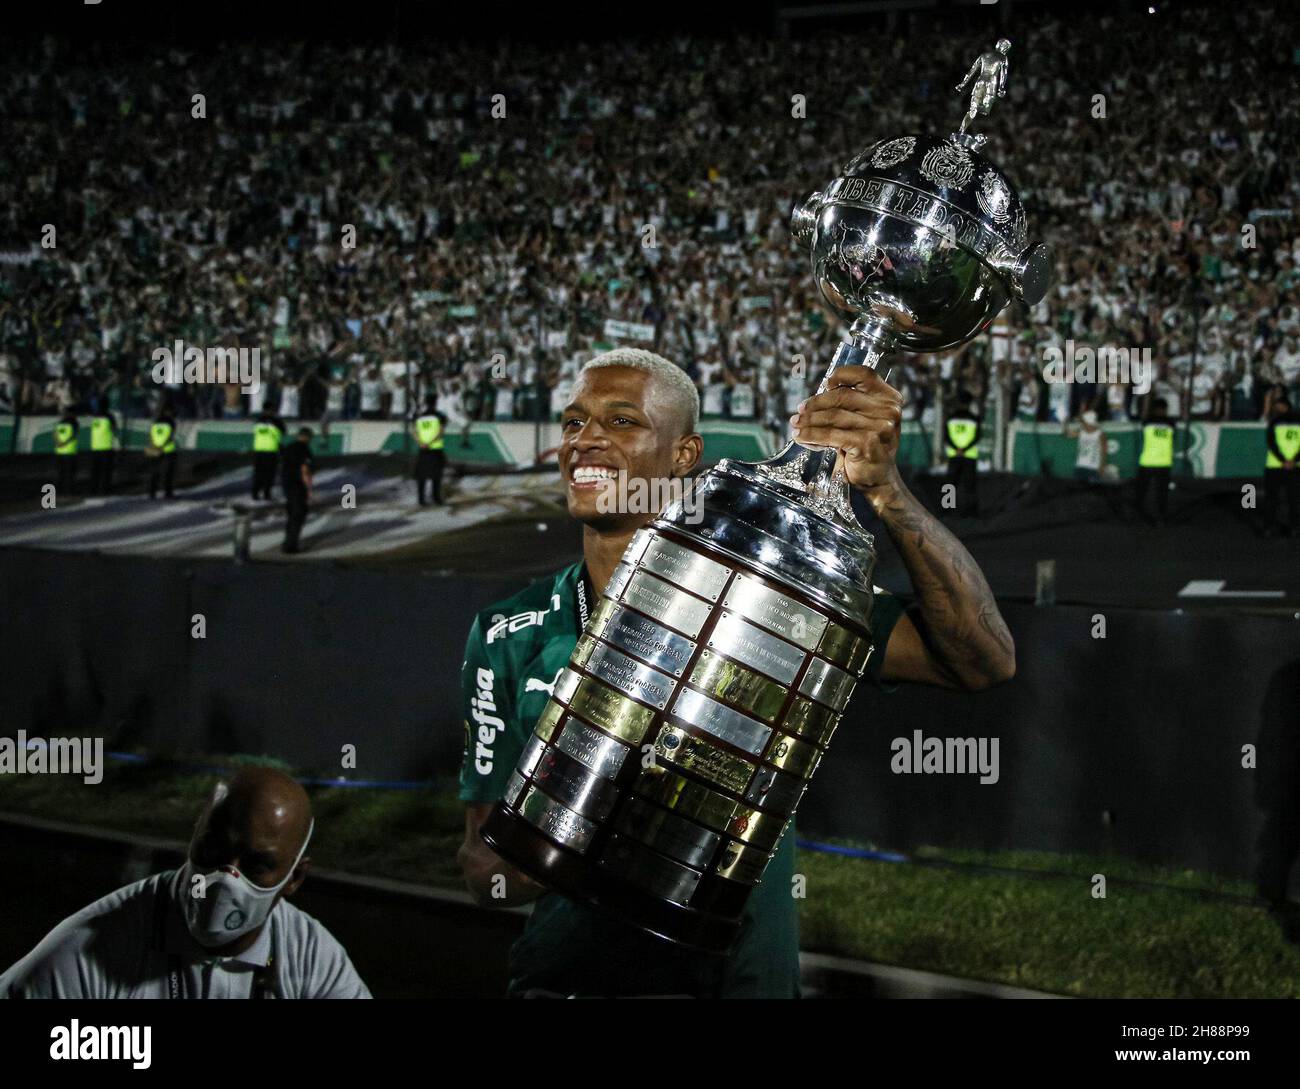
[480,40,1052,953]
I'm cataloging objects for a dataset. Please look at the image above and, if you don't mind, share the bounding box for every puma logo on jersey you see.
[524,668,564,698]
[470,667,504,774]
[486,594,562,644]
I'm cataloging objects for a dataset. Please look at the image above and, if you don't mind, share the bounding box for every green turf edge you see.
[1,759,1297,998]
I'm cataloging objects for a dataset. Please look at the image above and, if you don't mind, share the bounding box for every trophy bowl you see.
[791,133,1052,355]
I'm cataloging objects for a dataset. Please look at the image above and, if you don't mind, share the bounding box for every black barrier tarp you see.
[0,549,509,781]
[802,602,1299,885]
[1,547,1297,883]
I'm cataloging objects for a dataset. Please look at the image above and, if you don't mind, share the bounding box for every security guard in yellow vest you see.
[1262,393,1299,537]
[944,393,981,517]
[251,409,286,501]
[147,407,179,500]
[53,410,80,496]
[413,397,447,506]
[1135,397,1174,525]
[89,409,118,496]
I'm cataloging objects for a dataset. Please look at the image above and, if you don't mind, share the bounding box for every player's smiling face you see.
[559,366,687,531]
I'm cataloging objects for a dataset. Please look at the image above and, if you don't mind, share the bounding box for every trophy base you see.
[480,802,743,955]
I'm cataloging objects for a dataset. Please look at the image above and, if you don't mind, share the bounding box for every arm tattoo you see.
[875,486,1014,688]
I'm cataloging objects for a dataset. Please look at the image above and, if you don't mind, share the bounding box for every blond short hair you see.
[580,348,700,434]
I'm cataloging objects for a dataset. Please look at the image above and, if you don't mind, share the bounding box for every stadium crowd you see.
[1,2,1298,440]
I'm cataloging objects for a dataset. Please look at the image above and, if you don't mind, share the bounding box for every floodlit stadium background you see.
[1,0,1299,997]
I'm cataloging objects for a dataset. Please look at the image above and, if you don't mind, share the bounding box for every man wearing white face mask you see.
[0,767,370,999]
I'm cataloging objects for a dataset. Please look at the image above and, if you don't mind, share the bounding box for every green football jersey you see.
[458,559,903,997]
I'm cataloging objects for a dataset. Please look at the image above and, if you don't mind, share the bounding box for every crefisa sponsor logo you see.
[470,667,504,774]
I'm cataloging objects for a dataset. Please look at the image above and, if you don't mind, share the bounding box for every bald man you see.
[0,767,370,998]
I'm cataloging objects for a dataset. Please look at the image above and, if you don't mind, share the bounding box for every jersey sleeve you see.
[457,615,522,804]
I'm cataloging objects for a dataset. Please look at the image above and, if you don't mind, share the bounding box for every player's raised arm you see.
[790,365,1015,691]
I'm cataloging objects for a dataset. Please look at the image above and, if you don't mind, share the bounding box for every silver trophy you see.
[481,41,1052,953]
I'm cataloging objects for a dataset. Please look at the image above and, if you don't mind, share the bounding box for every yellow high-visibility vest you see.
[416,415,444,450]
[1139,423,1174,468]
[1266,422,1300,469]
[945,417,979,460]
[91,416,114,451]
[253,423,282,453]
[54,421,78,455]
[151,421,177,454]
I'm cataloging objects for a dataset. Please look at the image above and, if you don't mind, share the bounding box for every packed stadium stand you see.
[2,3,1298,438]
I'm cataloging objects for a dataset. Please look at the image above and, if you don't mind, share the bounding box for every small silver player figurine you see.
[956,38,1012,146]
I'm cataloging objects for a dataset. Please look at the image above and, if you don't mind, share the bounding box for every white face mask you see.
[179,820,313,948]
[1081,411,1098,425]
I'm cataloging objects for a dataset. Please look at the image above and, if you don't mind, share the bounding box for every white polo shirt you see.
[0,870,370,999]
